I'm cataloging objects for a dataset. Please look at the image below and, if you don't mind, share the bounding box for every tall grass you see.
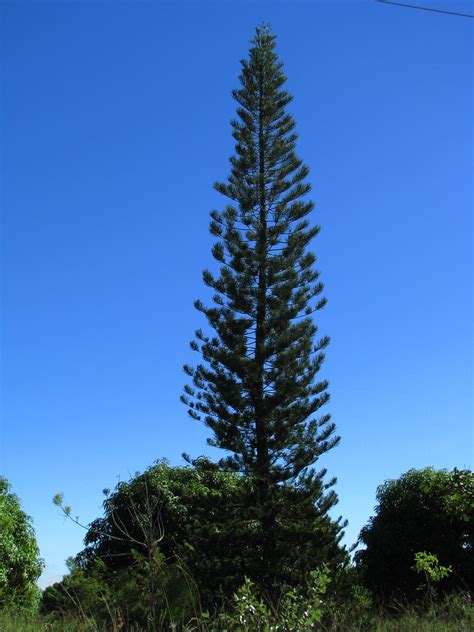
[0,611,94,632]
[2,590,472,631]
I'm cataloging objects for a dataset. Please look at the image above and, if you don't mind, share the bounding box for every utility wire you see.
[376,0,474,18]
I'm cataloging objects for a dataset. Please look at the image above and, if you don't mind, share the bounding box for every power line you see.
[376,0,474,18]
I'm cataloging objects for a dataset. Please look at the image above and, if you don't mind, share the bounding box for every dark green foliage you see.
[45,461,224,625]
[355,467,474,603]
[12,590,474,632]
[47,460,249,619]
[41,559,112,622]
[45,460,347,624]
[76,459,243,608]
[182,24,344,591]
[0,477,43,611]
[41,554,195,630]
[320,565,375,631]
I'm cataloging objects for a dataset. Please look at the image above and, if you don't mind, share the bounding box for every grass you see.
[0,612,93,632]
[371,613,473,632]
[2,594,473,631]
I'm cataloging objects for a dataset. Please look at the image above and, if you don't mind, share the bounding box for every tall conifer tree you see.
[182,25,344,589]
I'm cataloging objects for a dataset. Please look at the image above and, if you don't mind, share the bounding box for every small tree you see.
[413,551,452,603]
[0,477,43,611]
[182,24,345,592]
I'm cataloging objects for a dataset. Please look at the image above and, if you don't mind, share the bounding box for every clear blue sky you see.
[1,0,472,589]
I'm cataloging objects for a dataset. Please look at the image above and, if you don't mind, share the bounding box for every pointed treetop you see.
[253,22,274,41]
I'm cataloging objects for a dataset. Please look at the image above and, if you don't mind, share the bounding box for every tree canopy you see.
[68,460,346,609]
[355,467,474,602]
[0,477,43,610]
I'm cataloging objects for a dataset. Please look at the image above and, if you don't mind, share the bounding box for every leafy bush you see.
[355,467,474,602]
[41,558,114,624]
[57,458,346,619]
[200,566,330,631]
[40,464,474,629]
[0,477,43,611]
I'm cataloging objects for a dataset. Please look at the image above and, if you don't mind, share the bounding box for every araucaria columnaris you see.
[182,25,344,590]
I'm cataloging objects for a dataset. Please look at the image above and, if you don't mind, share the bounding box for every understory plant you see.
[200,565,330,631]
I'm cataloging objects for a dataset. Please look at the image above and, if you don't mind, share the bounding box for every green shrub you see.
[0,477,43,611]
[356,467,474,602]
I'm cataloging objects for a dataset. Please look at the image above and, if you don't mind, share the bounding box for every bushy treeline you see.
[42,458,347,628]
[356,466,474,603]
[35,464,473,630]
[0,476,43,612]
[1,465,472,630]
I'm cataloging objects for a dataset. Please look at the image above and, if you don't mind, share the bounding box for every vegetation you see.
[33,465,472,630]
[355,467,474,603]
[42,459,346,626]
[2,564,473,631]
[182,23,342,595]
[0,476,43,611]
